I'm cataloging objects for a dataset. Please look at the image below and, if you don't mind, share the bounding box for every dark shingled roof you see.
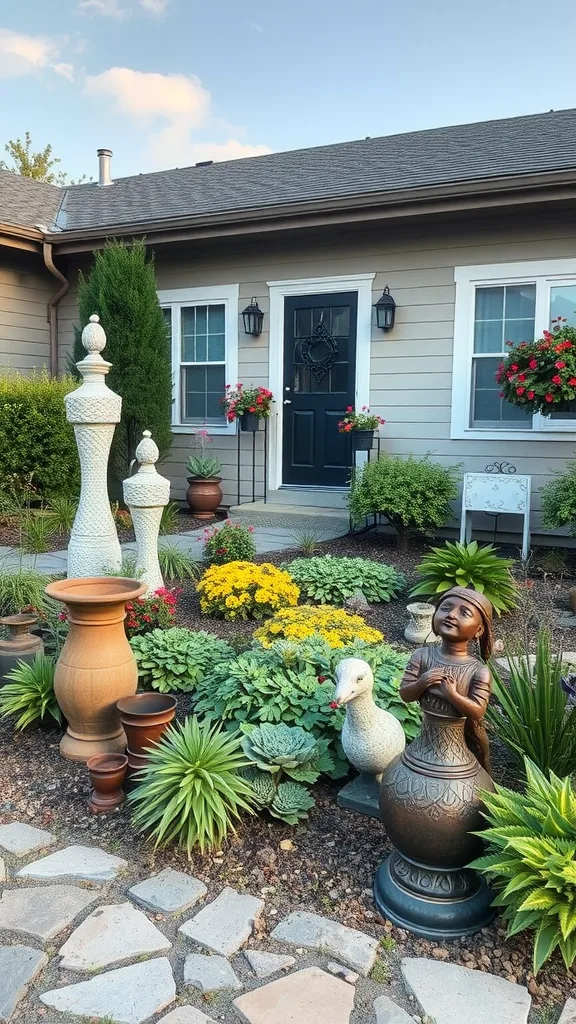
[2,109,576,235]
[0,171,62,229]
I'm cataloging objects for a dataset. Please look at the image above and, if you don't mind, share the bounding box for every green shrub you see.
[471,758,576,974]
[0,654,61,729]
[0,564,53,616]
[0,372,79,500]
[540,462,576,535]
[129,716,257,856]
[194,637,416,778]
[203,520,257,565]
[130,627,235,693]
[487,629,576,776]
[348,454,460,546]
[241,723,333,824]
[283,555,405,605]
[410,540,519,615]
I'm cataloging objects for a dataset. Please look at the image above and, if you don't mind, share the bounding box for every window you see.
[158,285,239,433]
[451,259,576,440]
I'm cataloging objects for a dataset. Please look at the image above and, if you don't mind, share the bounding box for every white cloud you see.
[139,0,169,13]
[146,127,271,169]
[86,67,210,123]
[77,0,129,18]
[0,28,57,77]
[53,62,75,81]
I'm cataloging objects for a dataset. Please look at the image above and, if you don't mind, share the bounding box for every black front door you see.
[282,292,357,487]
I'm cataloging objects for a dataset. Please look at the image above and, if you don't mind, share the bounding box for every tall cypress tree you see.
[73,239,173,483]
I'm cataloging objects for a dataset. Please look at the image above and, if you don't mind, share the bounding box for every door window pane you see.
[550,285,576,327]
[471,356,532,428]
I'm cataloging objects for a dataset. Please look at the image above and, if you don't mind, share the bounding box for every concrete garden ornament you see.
[123,430,170,593]
[65,314,122,577]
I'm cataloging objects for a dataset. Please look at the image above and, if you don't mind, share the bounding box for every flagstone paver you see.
[158,1009,217,1024]
[401,958,531,1024]
[183,953,242,993]
[179,886,264,957]
[0,946,48,1021]
[58,902,171,972]
[129,868,207,914]
[40,957,176,1024]
[0,822,55,857]
[243,950,295,979]
[374,994,417,1024]
[232,966,355,1024]
[0,885,99,942]
[17,844,127,882]
[326,961,359,984]
[271,910,378,976]
[559,999,576,1024]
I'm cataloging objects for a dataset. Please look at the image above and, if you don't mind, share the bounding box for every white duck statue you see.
[334,657,406,782]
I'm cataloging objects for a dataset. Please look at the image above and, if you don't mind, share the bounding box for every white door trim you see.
[267,273,375,492]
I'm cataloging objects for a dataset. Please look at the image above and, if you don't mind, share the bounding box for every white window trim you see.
[451,258,576,441]
[267,273,375,492]
[158,284,239,435]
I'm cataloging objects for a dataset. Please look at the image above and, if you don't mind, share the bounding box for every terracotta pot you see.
[87,752,128,814]
[185,477,222,518]
[44,577,147,762]
[117,692,177,775]
[0,614,44,686]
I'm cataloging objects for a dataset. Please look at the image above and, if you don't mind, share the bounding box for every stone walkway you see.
[0,821,567,1024]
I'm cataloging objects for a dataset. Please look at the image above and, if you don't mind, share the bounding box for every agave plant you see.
[471,758,576,974]
[0,654,61,730]
[269,781,315,824]
[129,716,257,857]
[410,540,519,614]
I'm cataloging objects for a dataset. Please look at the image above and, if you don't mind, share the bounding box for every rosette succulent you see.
[270,781,315,824]
[241,722,332,824]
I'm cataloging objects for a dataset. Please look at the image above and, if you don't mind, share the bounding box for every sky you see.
[0,0,575,183]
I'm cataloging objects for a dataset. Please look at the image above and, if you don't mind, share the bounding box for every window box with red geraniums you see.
[222,383,273,431]
[496,319,576,415]
[338,406,385,451]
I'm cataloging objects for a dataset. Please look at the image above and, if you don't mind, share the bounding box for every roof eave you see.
[0,222,45,253]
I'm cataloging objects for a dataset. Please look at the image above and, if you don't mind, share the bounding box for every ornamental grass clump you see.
[129,716,257,857]
[241,723,333,823]
[202,520,256,565]
[471,758,576,974]
[197,561,299,620]
[0,654,61,730]
[130,627,235,693]
[283,555,405,605]
[411,540,519,615]
[254,605,383,647]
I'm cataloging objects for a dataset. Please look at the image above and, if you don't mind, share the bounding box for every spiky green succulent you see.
[269,781,315,824]
[410,540,519,615]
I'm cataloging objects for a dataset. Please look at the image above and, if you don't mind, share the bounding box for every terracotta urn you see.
[87,752,128,813]
[45,577,147,762]
[117,692,177,775]
[0,614,44,685]
[185,477,222,518]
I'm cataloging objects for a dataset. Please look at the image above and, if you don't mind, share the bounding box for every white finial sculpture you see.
[66,314,122,577]
[334,657,405,780]
[123,431,170,593]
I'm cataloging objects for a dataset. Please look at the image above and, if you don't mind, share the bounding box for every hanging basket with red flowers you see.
[496,319,576,415]
[221,383,274,422]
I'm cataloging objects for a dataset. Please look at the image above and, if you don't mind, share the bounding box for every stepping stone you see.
[0,885,99,942]
[158,1010,217,1024]
[40,957,176,1024]
[179,886,264,957]
[0,946,48,1021]
[559,999,576,1024]
[129,868,207,914]
[58,902,171,972]
[401,958,531,1024]
[374,994,415,1024]
[233,966,355,1024]
[326,961,359,984]
[18,844,126,882]
[183,953,242,993]
[271,910,378,976]
[0,823,55,857]
[243,950,296,979]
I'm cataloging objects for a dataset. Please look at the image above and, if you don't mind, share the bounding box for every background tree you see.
[0,132,87,185]
[73,240,173,483]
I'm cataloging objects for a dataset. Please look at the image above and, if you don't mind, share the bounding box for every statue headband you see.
[434,586,493,623]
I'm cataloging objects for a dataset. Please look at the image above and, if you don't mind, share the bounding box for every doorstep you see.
[228,501,349,538]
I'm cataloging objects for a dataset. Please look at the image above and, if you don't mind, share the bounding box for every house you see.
[2,109,576,541]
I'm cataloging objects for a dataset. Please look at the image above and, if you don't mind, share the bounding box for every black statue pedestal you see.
[337,772,380,819]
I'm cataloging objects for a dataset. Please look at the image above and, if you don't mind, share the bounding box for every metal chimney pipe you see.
[97,148,113,187]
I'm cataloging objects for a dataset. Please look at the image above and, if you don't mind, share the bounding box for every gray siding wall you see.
[59,212,576,535]
[0,249,52,372]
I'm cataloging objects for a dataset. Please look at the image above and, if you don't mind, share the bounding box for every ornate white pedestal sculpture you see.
[123,431,170,593]
[66,314,122,578]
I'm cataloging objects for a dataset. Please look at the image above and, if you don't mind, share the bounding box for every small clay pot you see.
[0,613,44,686]
[117,692,177,775]
[185,477,222,518]
[87,752,128,814]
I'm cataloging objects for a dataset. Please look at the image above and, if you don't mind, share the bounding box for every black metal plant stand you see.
[348,436,383,535]
[236,420,268,507]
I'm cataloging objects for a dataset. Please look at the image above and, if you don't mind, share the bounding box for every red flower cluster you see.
[495,318,576,415]
[124,586,181,638]
[222,383,273,423]
[338,405,386,433]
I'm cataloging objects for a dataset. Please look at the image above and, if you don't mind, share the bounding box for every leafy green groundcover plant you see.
[411,540,519,615]
[194,637,417,778]
[0,654,61,730]
[540,461,576,536]
[471,758,576,974]
[203,520,257,566]
[282,556,405,605]
[487,628,576,776]
[129,716,257,857]
[241,723,333,824]
[130,627,235,693]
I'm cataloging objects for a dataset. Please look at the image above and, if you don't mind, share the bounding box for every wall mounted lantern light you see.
[374,286,396,332]
[242,297,264,336]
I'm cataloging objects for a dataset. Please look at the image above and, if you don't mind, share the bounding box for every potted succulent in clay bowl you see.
[222,383,273,431]
[185,430,222,518]
[338,405,386,451]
